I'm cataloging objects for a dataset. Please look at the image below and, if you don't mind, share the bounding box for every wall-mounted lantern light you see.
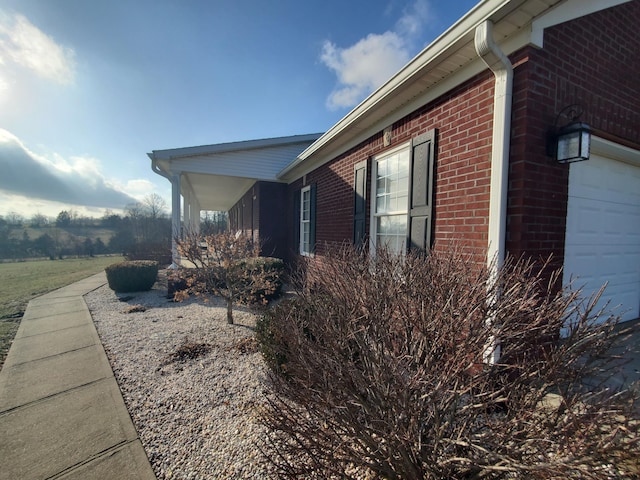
[547,105,592,164]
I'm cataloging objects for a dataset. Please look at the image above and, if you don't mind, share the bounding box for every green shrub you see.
[256,300,295,375]
[237,256,285,302]
[105,260,158,293]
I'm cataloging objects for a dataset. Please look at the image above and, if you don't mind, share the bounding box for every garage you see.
[563,140,640,323]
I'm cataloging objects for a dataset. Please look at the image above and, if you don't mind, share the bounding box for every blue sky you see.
[0,0,477,219]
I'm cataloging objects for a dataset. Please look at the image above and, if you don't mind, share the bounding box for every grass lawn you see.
[0,256,124,367]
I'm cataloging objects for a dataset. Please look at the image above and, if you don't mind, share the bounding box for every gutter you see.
[474,20,513,364]
[149,153,170,181]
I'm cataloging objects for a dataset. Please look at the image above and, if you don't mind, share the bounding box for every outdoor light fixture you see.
[548,104,592,164]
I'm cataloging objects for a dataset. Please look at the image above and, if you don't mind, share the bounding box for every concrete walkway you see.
[0,272,156,480]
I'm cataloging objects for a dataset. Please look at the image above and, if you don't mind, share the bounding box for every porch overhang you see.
[149,133,322,212]
[148,133,322,266]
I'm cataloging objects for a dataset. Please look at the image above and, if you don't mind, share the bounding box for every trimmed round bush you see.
[238,256,285,302]
[105,260,159,293]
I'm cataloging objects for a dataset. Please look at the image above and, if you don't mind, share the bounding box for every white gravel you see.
[85,275,278,479]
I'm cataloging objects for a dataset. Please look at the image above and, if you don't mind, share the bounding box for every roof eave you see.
[150,132,323,162]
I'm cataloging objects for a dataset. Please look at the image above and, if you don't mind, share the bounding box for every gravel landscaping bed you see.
[85,276,278,479]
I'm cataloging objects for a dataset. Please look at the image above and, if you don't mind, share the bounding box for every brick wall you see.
[409,74,495,260]
[507,1,640,271]
[286,72,496,265]
[258,182,288,259]
[283,2,639,268]
[228,187,255,238]
[228,181,288,257]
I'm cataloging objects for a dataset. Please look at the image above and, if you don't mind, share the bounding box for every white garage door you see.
[563,152,640,323]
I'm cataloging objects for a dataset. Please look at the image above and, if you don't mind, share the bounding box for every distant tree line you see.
[0,194,228,262]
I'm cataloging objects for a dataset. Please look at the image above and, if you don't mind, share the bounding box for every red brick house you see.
[149,0,639,323]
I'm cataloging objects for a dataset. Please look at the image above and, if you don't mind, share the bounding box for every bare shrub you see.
[257,245,639,479]
[174,231,282,324]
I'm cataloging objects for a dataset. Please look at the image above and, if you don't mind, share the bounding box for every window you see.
[368,129,437,255]
[371,144,410,255]
[300,185,312,255]
[295,184,316,256]
[353,160,368,248]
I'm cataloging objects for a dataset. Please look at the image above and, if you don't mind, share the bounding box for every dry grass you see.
[0,255,124,368]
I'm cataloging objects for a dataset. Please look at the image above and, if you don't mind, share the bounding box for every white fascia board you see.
[150,136,321,185]
[168,160,279,182]
[531,0,631,47]
[149,155,175,179]
[170,144,307,180]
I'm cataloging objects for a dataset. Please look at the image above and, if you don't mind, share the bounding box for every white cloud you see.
[0,129,137,211]
[0,129,170,218]
[0,11,76,85]
[321,0,434,110]
[124,179,157,196]
[322,32,409,110]
[395,0,434,38]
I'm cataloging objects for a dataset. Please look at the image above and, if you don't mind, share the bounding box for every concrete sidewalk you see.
[0,272,156,480]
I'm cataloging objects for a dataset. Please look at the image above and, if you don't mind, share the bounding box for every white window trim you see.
[370,142,410,256]
[299,185,312,256]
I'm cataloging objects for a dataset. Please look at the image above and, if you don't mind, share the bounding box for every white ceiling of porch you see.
[182,172,256,211]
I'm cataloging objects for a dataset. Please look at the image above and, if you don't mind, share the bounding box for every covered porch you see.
[148,133,321,266]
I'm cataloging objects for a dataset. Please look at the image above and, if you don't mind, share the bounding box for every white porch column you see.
[183,188,191,235]
[192,197,201,234]
[170,173,181,268]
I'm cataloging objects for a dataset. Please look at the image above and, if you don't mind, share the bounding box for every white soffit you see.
[183,173,256,211]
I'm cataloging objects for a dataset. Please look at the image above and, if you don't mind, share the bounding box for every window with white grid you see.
[371,144,409,255]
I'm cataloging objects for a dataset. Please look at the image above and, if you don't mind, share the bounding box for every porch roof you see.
[148,133,321,211]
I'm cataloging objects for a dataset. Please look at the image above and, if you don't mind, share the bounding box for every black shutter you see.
[293,188,301,254]
[353,160,368,248]
[407,129,437,253]
[309,183,317,254]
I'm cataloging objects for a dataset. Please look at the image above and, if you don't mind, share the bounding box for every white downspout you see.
[169,173,182,269]
[150,156,181,269]
[474,20,513,364]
